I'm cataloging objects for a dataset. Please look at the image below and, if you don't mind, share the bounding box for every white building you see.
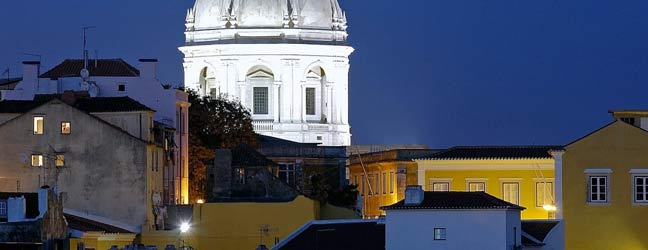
[0,59,190,205]
[383,186,524,250]
[180,0,353,146]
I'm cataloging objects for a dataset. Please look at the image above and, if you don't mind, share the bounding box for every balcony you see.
[253,120,274,131]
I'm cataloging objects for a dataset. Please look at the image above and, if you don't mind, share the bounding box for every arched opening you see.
[247,66,275,117]
[305,66,328,123]
[199,67,218,97]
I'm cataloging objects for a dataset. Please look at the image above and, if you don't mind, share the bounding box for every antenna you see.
[94,49,99,68]
[82,26,97,71]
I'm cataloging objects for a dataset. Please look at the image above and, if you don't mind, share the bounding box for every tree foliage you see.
[187,90,258,202]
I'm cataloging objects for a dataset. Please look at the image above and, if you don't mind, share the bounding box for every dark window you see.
[253,87,269,114]
[306,87,316,115]
[621,117,636,126]
[118,84,126,92]
[0,200,7,217]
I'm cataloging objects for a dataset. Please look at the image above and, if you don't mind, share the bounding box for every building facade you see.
[1,60,190,205]
[416,146,561,220]
[0,95,165,232]
[181,0,353,146]
[561,120,648,250]
[347,149,438,218]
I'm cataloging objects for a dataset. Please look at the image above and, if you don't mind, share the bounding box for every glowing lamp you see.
[180,222,191,233]
[543,204,557,212]
[197,199,205,204]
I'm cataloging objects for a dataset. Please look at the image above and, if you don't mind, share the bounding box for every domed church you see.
[180,0,353,146]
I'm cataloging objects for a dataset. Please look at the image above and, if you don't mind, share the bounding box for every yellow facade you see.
[563,121,648,250]
[417,160,555,220]
[348,159,419,218]
[70,234,136,250]
[141,196,320,250]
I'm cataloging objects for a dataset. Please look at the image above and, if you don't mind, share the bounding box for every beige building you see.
[0,92,166,232]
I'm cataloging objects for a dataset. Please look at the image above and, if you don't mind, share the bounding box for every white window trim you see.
[629,169,648,174]
[584,168,613,174]
[586,174,611,205]
[428,178,453,191]
[534,179,555,207]
[500,180,521,205]
[631,174,648,206]
[465,178,488,192]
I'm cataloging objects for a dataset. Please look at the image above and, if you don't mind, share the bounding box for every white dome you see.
[188,0,346,31]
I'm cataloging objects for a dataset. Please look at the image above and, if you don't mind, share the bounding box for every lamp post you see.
[179,222,193,250]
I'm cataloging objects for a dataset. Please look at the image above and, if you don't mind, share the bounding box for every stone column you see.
[300,83,307,123]
[550,150,565,220]
[324,83,333,124]
[273,82,281,123]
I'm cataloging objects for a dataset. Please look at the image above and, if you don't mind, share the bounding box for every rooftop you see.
[521,220,560,247]
[40,59,140,79]
[381,191,525,211]
[418,146,563,160]
[0,94,154,114]
[348,149,441,165]
[273,219,385,250]
[65,213,134,234]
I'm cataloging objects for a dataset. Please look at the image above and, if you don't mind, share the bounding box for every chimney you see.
[139,59,158,79]
[38,185,51,217]
[22,61,40,90]
[7,196,26,222]
[404,185,424,206]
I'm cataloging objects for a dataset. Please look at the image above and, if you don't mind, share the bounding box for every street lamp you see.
[180,222,191,233]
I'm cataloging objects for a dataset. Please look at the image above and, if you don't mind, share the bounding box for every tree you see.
[187,90,258,202]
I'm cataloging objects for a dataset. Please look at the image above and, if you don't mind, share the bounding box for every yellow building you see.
[141,196,357,250]
[348,149,439,218]
[562,120,648,250]
[416,146,561,220]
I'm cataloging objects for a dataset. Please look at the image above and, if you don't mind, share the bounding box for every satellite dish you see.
[80,69,90,79]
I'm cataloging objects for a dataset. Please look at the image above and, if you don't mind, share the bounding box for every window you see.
[468,182,486,192]
[502,183,520,205]
[372,174,379,195]
[55,155,65,167]
[305,87,316,115]
[536,181,555,207]
[621,117,636,126]
[0,200,6,217]
[278,163,296,187]
[380,173,385,194]
[588,176,608,203]
[118,84,126,92]
[31,155,43,167]
[253,87,269,114]
[635,176,648,203]
[353,175,358,186]
[434,228,446,240]
[432,182,450,192]
[389,172,395,194]
[234,168,246,184]
[33,116,44,135]
[210,88,218,97]
[61,122,71,134]
[360,174,365,196]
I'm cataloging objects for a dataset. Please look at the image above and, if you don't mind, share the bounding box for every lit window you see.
[389,172,395,194]
[434,228,446,240]
[502,183,520,205]
[253,87,269,115]
[353,175,358,186]
[55,155,65,167]
[382,173,387,194]
[0,200,6,217]
[432,182,450,192]
[235,168,246,184]
[536,182,555,207]
[278,163,296,187]
[33,116,44,135]
[306,87,316,115]
[468,182,486,192]
[588,176,608,203]
[31,155,43,167]
[61,122,71,134]
[634,176,648,203]
[373,174,379,195]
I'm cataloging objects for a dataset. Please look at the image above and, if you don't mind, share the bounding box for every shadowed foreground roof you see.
[273,219,385,250]
[65,213,133,234]
[381,191,525,210]
[419,146,563,160]
[521,220,560,247]
[0,95,154,114]
[41,59,140,78]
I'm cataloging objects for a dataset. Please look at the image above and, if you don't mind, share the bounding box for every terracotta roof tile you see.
[41,59,140,78]
[420,146,563,160]
[64,213,133,234]
[381,191,525,210]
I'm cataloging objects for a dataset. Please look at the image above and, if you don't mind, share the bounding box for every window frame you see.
[633,175,648,205]
[433,228,447,241]
[305,87,316,116]
[502,182,520,205]
[61,121,71,135]
[0,200,6,218]
[31,154,43,167]
[429,178,452,192]
[466,179,487,192]
[253,87,269,115]
[389,172,395,194]
[33,116,44,135]
[382,172,387,195]
[278,163,297,187]
[587,175,609,204]
[234,168,246,184]
[535,180,555,207]
[55,154,65,167]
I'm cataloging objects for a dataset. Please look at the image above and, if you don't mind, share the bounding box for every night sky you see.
[2,0,648,148]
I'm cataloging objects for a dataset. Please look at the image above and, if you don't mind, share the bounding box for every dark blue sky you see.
[2,0,648,147]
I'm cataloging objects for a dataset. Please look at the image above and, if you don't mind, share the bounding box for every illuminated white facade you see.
[180,0,353,146]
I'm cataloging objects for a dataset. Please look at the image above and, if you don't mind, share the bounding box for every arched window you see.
[305,66,326,123]
[247,66,275,116]
[199,67,218,97]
